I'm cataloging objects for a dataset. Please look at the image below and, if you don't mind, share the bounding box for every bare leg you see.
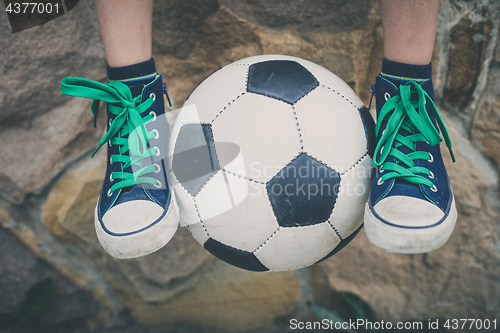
[379,0,440,65]
[95,0,153,67]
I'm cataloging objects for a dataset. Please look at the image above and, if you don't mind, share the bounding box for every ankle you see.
[107,57,158,97]
[380,58,432,87]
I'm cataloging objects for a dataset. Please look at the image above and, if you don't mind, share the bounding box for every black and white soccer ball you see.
[167,55,375,272]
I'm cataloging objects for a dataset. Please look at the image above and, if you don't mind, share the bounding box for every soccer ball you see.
[167,55,375,271]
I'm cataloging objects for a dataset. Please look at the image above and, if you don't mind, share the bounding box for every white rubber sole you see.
[364,196,457,254]
[94,195,179,259]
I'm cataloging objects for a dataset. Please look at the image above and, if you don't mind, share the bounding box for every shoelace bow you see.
[61,77,160,193]
[373,80,455,188]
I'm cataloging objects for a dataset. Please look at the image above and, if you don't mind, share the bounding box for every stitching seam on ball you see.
[211,92,246,123]
[292,105,304,151]
[221,168,266,185]
[327,221,343,240]
[319,84,359,111]
[192,200,210,237]
[253,227,280,252]
[340,152,370,176]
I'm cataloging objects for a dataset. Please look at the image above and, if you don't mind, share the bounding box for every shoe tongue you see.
[114,185,147,206]
[387,179,427,201]
[123,75,157,99]
[127,84,144,98]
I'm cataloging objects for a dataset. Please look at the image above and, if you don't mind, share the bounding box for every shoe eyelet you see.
[430,184,438,192]
[152,129,159,140]
[109,157,113,165]
[107,189,113,197]
[429,171,434,179]
[109,174,114,182]
[428,153,434,163]
[154,147,160,157]
[154,180,162,188]
[150,93,156,101]
[149,111,157,122]
[154,163,161,173]
[377,178,384,186]
[379,166,385,173]
[384,92,391,101]
[108,119,112,127]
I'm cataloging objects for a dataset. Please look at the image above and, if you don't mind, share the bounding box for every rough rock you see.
[443,15,492,111]
[472,57,500,170]
[222,0,368,32]
[0,225,99,329]
[0,0,106,204]
[123,259,300,332]
[0,97,106,204]
[0,0,104,126]
[152,0,219,59]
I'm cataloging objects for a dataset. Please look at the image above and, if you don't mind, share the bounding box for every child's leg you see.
[364,0,457,254]
[61,0,178,259]
[95,0,153,67]
[379,0,440,65]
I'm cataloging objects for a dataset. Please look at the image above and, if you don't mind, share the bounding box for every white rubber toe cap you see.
[374,196,444,228]
[364,195,457,254]
[95,197,179,259]
[101,200,164,234]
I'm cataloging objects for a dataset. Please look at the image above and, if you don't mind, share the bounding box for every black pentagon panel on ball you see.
[204,238,269,272]
[247,60,319,104]
[172,124,220,196]
[266,153,341,227]
[358,106,376,158]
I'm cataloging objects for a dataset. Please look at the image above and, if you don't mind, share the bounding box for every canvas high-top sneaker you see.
[61,61,178,259]
[364,59,457,254]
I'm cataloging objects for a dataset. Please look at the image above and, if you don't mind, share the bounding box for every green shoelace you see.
[373,80,455,189]
[61,77,161,194]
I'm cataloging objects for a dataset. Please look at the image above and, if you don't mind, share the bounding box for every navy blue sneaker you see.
[364,61,457,254]
[61,73,178,259]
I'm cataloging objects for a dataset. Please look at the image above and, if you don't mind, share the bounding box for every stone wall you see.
[1,0,500,332]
